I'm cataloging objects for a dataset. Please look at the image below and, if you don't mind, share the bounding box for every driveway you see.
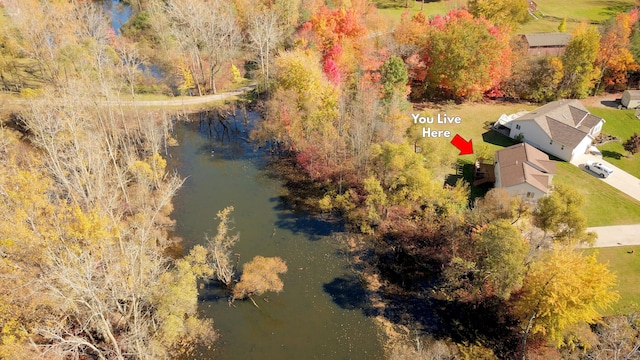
[570,153,640,202]
[585,224,640,248]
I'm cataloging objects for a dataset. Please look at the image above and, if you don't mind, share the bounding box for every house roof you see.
[522,33,571,48]
[511,99,605,147]
[495,143,556,193]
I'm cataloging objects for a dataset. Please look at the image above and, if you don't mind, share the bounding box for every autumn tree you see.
[596,10,639,92]
[232,256,288,302]
[623,132,640,155]
[512,249,618,354]
[560,23,601,98]
[417,9,512,101]
[254,48,341,180]
[467,0,530,28]
[393,11,430,58]
[0,150,214,358]
[523,56,564,102]
[298,5,367,87]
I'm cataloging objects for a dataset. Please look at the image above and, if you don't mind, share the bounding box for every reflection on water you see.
[102,0,132,35]
[168,110,383,359]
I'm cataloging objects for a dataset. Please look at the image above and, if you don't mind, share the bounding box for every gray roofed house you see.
[505,99,605,162]
[520,32,571,57]
[494,143,556,201]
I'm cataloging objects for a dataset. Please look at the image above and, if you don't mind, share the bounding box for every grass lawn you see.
[583,245,640,315]
[375,0,459,24]
[588,107,640,178]
[532,0,635,23]
[412,101,536,156]
[515,0,635,33]
[553,162,640,226]
[374,0,634,32]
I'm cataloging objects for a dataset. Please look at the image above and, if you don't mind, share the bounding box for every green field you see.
[375,0,635,33]
[583,245,640,315]
[589,107,640,178]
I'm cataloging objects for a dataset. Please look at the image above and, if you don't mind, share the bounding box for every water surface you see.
[168,111,383,360]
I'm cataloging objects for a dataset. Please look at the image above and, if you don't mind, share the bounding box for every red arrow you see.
[450,134,473,155]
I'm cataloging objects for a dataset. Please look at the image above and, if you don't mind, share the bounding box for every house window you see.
[526,192,535,199]
[515,124,521,130]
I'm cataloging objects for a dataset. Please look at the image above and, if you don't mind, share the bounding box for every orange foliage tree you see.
[396,9,512,101]
[596,10,639,91]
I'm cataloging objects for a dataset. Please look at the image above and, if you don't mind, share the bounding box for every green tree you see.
[444,220,527,301]
[474,220,528,299]
[560,23,601,98]
[467,0,529,28]
[380,55,409,103]
[532,183,594,245]
[558,17,567,32]
[512,249,618,353]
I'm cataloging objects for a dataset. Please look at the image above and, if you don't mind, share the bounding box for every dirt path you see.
[3,84,256,109]
[581,92,624,109]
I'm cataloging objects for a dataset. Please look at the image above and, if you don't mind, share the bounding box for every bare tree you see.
[165,0,241,95]
[206,206,239,286]
[247,9,283,92]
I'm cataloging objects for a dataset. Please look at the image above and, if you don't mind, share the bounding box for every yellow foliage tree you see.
[512,249,619,353]
[232,256,288,301]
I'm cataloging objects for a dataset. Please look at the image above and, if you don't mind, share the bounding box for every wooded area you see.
[0,0,639,358]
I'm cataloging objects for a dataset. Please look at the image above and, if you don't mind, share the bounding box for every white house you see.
[505,99,605,162]
[494,143,556,202]
[621,90,640,109]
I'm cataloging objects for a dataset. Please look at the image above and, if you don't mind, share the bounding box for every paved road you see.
[586,224,640,248]
[571,153,640,202]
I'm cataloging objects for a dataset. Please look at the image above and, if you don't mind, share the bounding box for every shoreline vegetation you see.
[1,0,639,358]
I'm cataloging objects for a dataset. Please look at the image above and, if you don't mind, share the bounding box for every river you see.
[167,110,384,359]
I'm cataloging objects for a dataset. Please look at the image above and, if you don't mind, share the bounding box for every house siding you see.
[508,119,588,162]
[504,183,546,202]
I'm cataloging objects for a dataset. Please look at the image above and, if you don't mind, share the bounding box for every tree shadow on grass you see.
[602,149,623,160]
